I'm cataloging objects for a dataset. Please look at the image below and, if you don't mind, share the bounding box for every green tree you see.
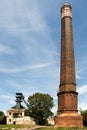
[0,111,6,124]
[80,109,87,126]
[27,93,54,125]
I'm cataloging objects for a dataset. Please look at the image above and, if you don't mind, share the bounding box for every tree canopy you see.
[27,93,54,125]
[80,109,87,126]
[0,111,6,124]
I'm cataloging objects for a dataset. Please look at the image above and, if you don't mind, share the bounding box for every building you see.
[7,93,35,125]
[47,117,55,125]
[7,109,35,125]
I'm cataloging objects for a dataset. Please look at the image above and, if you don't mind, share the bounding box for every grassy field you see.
[38,127,87,130]
[0,124,33,130]
[0,125,87,130]
[38,126,87,130]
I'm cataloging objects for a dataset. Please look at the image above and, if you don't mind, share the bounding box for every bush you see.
[0,111,6,124]
[80,109,87,126]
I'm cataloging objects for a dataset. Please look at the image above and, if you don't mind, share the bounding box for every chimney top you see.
[61,2,72,11]
[61,2,72,18]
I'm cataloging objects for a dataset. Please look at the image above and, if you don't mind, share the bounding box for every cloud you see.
[0,95,12,100]
[0,94,15,106]
[76,64,86,80]
[0,62,52,73]
[78,103,87,111]
[77,85,87,95]
[0,44,14,55]
[52,106,57,115]
[0,0,59,65]
[0,0,48,36]
[5,80,44,102]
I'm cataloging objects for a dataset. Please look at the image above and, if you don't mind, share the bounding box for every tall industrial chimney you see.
[54,3,83,128]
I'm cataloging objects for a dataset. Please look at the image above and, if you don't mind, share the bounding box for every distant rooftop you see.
[11,104,25,109]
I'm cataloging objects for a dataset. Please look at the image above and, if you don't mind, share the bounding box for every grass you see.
[0,124,35,130]
[37,126,87,130]
[0,125,87,130]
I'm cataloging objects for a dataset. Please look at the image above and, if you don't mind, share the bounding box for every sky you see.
[0,0,87,115]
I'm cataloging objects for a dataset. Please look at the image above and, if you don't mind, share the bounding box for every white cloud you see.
[77,85,87,95]
[0,44,14,55]
[0,62,52,73]
[76,66,86,80]
[78,103,87,111]
[0,94,15,107]
[5,80,44,103]
[0,95,13,100]
[0,0,47,36]
[52,106,57,115]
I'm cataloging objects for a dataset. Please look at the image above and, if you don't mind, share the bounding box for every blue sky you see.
[0,0,87,114]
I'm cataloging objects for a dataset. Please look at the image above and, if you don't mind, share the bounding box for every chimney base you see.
[54,112,83,128]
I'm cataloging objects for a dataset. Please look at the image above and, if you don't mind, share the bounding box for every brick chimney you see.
[54,3,83,128]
